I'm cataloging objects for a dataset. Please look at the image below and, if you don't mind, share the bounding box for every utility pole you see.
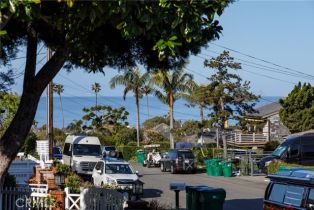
[46,48,53,160]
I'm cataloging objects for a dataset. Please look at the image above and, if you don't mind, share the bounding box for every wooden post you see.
[46,48,53,160]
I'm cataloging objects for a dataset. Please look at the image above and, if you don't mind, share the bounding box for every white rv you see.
[63,135,102,175]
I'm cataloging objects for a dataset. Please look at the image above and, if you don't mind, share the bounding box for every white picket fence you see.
[65,187,125,210]
[0,185,125,210]
[0,184,49,210]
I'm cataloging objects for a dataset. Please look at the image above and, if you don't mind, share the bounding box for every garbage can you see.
[186,185,209,210]
[198,188,226,210]
[223,161,233,177]
[136,150,145,165]
[212,160,223,176]
[204,160,213,176]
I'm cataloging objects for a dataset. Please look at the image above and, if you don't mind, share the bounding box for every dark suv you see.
[264,170,314,210]
[160,149,196,174]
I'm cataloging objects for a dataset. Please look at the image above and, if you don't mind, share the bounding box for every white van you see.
[63,135,102,175]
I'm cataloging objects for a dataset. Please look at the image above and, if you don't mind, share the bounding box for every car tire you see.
[171,165,176,174]
[161,163,165,172]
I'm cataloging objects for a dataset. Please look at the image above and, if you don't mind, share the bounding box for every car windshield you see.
[272,145,287,157]
[53,147,61,154]
[178,151,194,159]
[104,146,116,151]
[73,144,101,156]
[105,164,134,174]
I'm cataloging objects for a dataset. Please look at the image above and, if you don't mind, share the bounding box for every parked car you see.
[92,157,139,189]
[160,149,196,174]
[264,170,314,210]
[52,146,62,160]
[259,132,314,173]
[62,135,102,176]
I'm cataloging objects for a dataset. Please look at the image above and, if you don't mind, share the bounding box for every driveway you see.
[132,164,268,210]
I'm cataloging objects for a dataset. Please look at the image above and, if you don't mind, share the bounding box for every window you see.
[95,161,104,170]
[63,143,71,156]
[283,185,304,207]
[178,151,195,159]
[268,183,305,207]
[269,184,286,203]
[290,145,299,158]
[105,164,133,174]
[302,144,314,158]
[73,144,101,156]
[309,188,314,201]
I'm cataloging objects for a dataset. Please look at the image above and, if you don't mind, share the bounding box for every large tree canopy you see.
[0,0,232,183]
[279,82,314,133]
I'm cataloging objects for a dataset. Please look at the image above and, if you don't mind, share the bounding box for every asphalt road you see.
[132,164,268,210]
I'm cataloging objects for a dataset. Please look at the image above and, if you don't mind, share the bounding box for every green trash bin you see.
[212,160,223,176]
[223,161,233,177]
[198,188,226,210]
[136,150,145,165]
[186,185,208,210]
[204,160,213,176]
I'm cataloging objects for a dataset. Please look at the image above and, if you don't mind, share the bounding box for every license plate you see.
[185,160,189,163]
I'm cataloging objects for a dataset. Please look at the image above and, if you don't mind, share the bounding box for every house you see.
[244,102,290,142]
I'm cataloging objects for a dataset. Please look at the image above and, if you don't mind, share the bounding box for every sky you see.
[6,1,314,98]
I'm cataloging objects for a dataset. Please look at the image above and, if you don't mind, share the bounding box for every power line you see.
[210,43,314,79]
[192,53,296,85]
[200,51,314,80]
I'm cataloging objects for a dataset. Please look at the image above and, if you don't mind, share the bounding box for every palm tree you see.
[110,67,150,147]
[181,81,212,122]
[141,85,152,119]
[92,83,101,107]
[52,83,65,129]
[151,68,193,149]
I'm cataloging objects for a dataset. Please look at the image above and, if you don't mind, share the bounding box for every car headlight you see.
[265,160,272,167]
[106,177,117,185]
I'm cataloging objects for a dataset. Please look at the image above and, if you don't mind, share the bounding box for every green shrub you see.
[127,141,137,146]
[264,140,280,152]
[117,146,141,161]
[267,159,281,174]
[65,173,82,193]
[145,130,168,143]
[56,163,71,176]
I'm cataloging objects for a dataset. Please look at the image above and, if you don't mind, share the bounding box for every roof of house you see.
[248,102,282,118]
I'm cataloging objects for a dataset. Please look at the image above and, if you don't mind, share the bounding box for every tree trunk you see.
[222,133,227,159]
[199,105,204,122]
[59,94,64,130]
[146,95,150,120]
[0,44,66,185]
[135,95,141,147]
[169,94,174,149]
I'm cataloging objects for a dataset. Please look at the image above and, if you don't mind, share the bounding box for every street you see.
[132,164,268,210]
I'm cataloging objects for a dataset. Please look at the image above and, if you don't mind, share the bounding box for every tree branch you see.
[34,48,67,91]
[0,11,12,30]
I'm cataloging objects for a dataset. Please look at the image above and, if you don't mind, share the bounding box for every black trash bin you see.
[186,185,209,210]
[198,188,226,210]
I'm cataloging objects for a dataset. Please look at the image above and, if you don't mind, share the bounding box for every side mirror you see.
[135,171,143,177]
[96,169,102,174]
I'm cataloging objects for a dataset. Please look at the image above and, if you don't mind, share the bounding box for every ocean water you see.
[35,96,281,128]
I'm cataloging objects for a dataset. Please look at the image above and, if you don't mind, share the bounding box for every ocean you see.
[35,96,281,128]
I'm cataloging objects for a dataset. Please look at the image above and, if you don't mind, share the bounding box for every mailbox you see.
[170,182,186,191]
